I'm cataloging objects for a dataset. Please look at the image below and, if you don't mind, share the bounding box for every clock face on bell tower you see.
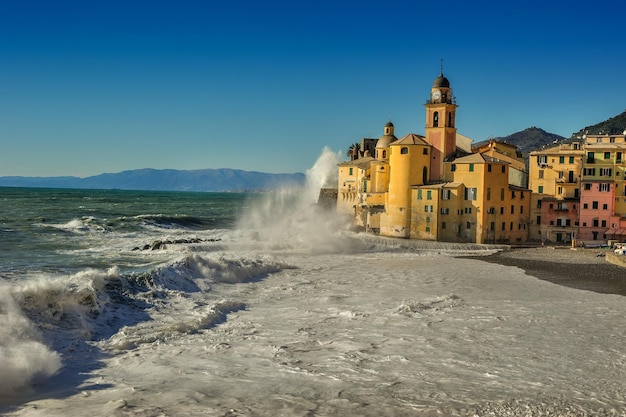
[432,89,441,102]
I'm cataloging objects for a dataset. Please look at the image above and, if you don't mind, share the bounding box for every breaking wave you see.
[0,252,289,396]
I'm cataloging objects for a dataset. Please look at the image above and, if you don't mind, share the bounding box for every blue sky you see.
[1,0,625,177]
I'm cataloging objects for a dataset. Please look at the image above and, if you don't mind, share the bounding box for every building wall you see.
[380,143,429,238]
[528,143,583,242]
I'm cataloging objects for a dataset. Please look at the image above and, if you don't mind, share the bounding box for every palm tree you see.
[347,143,361,160]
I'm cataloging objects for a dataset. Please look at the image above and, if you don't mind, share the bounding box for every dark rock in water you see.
[135,237,222,251]
[150,240,166,250]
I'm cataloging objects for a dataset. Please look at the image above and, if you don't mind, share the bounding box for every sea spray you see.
[0,288,62,397]
[235,147,363,253]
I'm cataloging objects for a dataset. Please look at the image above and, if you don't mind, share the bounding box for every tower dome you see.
[432,72,450,88]
[376,121,397,148]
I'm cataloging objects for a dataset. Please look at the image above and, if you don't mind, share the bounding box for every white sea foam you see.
[0,287,62,397]
[235,147,362,254]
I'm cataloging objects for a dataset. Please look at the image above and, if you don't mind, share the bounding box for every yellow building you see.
[337,71,531,243]
[528,142,584,243]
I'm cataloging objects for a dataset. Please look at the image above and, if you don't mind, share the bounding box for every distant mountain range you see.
[0,168,306,192]
[3,111,625,192]
[491,109,626,158]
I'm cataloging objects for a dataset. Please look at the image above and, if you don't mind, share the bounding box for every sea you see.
[2,151,626,416]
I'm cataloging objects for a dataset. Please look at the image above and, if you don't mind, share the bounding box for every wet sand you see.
[475,247,626,296]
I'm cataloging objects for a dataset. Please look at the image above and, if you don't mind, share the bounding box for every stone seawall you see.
[606,252,626,268]
[358,234,510,254]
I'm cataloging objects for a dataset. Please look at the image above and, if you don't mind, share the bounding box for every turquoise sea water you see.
[0,187,256,277]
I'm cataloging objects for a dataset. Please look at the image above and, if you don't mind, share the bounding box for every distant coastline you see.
[0,168,306,193]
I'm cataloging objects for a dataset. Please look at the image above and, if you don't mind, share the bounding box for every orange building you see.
[336,71,530,243]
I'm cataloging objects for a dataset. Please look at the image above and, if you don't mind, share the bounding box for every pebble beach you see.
[477,246,626,296]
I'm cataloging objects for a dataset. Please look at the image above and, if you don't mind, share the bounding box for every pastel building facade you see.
[528,142,584,243]
[579,134,626,242]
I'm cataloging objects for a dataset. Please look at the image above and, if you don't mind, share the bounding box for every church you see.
[336,71,531,244]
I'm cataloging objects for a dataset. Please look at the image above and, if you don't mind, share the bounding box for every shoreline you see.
[468,246,626,296]
[356,234,626,296]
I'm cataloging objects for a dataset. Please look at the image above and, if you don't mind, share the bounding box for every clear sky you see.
[2,0,625,177]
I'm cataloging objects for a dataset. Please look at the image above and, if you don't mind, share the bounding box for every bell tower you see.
[425,66,458,181]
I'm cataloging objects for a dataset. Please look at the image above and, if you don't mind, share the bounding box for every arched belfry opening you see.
[433,111,439,127]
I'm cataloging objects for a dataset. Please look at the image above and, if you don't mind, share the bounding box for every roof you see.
[451,153,488,164]
[337,156,374,167]
[451,153,509,165]
[432,72,450,88]
[392,133,429,146]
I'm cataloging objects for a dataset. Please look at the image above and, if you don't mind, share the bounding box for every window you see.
[417,190,422,200]
[433,111,439,127]
[536,215,541,225]
[538,185,544,194]
[602,220,607,227]
[500,188,505,201]
[401,147,408,154]
[559,156,564,163]
[584,183,592,190]
[500,207,505,215]
[511,191,516,199]
[487,188,491,200]
[604,152,611,159]
[600,183,610,192]
[510,222,513,231]
[490,222,495,231]
[466,222,471,229]
[501,165,506,173]
[424,205,434,212]
[426,190,432,200]
[488,164,492,172]
[558,186,563,194]
[587,152,595,163]
[593,219,599,227]
[423,148,429,155]
[617,152,622,162]
[442,222,446,229]
[538,155,547,165]
[557,202,568,210]
[349,168,353,175]
[469,163,474,172]
[382,150,386,158]
[501,222,506,231]
[465,188,477,201]
[440,208,449,214]
[592,201,598,209]
[602,203,608,210]
[465,207,472,214]
[583,203,588,209]
[511,205,515,214]
[569,156,574,163]
[520,206,524,214]
[600,168,612,177]
[451,164,456,172]
[539,170,544,179]
[558,171,564,179]
[584,168,596,176]
[442,189,451,200]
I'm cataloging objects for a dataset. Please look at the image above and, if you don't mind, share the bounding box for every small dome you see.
[376,134,397,148]
[432,73,450,88]
[385,121,394,127]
